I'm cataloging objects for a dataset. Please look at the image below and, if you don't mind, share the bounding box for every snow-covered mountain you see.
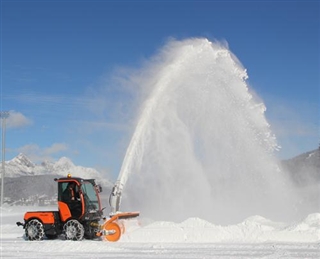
[0,154,114,204]
[1,148,319,205]
[5,147,319,187]
[4,153,113,188]
[281,147,320,185]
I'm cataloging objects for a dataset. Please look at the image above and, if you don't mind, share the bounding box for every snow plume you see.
[118,38,299,224]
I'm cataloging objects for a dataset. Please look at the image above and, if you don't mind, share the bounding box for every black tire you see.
[25,219,45,241]
[63,219,84,241]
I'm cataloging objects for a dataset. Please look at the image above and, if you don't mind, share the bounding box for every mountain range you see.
[281,147,320,186]
[5,153,112,186]
[0,153,113,205]
[0,147,319,205]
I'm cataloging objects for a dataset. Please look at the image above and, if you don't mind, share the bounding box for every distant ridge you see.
[281,148,320,185]
[0,148,319,205]
[5,153,113,188]
[0,154,113,204]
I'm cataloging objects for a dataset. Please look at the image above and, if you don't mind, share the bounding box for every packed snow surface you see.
[1,206,320,258]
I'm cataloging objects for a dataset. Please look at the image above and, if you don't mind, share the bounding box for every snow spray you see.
[119,38,297,224]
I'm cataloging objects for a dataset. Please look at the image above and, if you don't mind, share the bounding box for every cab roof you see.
[54,176,97,186]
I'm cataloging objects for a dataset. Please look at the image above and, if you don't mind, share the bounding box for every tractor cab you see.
[55,174,103,223]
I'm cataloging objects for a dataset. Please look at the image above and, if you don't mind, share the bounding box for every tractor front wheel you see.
[25,219,45,241]
[63,219,84,241]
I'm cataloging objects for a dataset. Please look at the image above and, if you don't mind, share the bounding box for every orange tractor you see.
[16,174,139,241]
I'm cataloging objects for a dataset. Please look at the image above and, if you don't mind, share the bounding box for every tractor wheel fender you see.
[25,217,43,225]
[62,216,73,224]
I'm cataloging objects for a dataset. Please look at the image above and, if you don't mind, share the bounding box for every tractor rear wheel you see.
[25,219,45,241]
[63,219,84,241]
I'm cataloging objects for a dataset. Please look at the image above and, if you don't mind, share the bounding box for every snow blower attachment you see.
[16,174,139,241]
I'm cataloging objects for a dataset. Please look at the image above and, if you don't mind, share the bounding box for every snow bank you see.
[121,214,320,243]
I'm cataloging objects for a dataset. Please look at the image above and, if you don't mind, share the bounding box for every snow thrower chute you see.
[109,180,124,214]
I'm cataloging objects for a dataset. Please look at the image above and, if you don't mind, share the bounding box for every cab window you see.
[81,182,99,210]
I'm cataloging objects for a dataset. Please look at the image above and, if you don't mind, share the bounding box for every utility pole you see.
[0,111,9,207]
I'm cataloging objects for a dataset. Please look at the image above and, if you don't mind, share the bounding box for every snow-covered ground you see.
[1,206,319,258]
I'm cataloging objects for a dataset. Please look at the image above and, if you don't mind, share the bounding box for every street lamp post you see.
[0,111,9,207]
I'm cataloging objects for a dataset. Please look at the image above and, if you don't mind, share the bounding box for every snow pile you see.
[1,207,320,259]
[121,214,320,243]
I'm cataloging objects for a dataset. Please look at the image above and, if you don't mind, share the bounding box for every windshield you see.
[81,182,100,211]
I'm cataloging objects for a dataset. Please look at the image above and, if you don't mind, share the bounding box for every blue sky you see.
[1,0,319,179]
